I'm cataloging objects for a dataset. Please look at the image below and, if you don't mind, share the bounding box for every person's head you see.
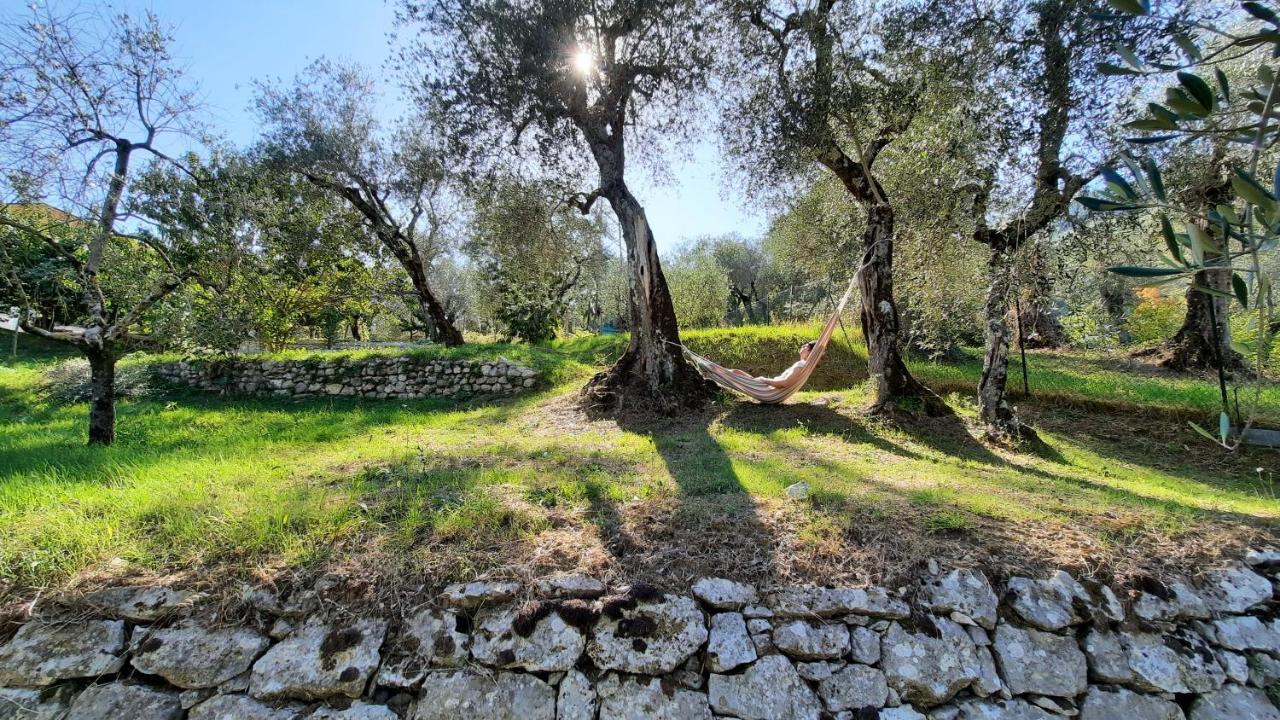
[799,340,817,360]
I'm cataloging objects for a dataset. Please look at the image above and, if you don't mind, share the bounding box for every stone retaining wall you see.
[150,355,539,400]
[2,550,1279,719]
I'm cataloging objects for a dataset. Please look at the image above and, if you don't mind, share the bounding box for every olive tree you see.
[133,153,375,352]
[665,240,734,328]
[709,234,776,324]
[965,0,1143,440]
[0,6,200,445]
[1083,0,1279,447]
[719,0,966,413]
[254,61,465,346]
[399,0,716,410]
[0,204,83,332]
[1144,85,1256,371]
[466,177,606,342]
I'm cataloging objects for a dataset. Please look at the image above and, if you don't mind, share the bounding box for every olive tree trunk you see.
[86,346,117,446]
[977,243,1037,440]
[1017,251,1068,349]
[817,148,944,414]
[732,289,758,324]
[859,202,939,411]
[305,174,464,347]
[387,243,462,347]
[1162,262,1241,371]
[583,184,711,410]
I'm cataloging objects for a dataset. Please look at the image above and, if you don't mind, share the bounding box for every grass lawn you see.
[0,325,1276,607]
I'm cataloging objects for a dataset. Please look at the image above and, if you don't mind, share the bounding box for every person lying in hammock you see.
[727,340,817,388]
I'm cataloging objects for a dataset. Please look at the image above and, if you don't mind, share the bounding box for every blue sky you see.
[97,0,768,252]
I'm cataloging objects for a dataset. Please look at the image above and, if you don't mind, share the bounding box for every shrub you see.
[1062,301,1122,350]
[40,357,156,403]
[1126,288,1183,347]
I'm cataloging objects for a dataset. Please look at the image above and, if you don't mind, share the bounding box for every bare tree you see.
[400,0,716,410]
[254,61,465,346]
[0,6,199,445]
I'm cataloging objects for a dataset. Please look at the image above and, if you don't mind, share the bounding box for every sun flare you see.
[571,47,594,76]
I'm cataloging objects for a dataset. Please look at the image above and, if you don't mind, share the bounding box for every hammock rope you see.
[676,275,859,404]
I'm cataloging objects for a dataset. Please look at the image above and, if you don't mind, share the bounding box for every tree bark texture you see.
[976,242,1038,441]
[81,144,130,446]
[858,202,935,410]
[1160,166,1241,371]
[1162,262,1241,371]
[1016,251,1068,349]
[404,257,464,347]
[582,184,712,410]
[819,145,942,413]
[576,119,712,411]
[86,347,116,446]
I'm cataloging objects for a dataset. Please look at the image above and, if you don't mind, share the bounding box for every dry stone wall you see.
[150,355,538,401]
[3,550,1280,719]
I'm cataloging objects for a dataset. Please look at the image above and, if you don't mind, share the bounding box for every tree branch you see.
[105,270,195,343]
[0,213,86,271]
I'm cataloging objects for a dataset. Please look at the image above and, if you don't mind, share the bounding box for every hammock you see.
[678,276,858,404]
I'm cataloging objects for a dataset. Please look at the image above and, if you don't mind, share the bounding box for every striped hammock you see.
[679,277,858,404]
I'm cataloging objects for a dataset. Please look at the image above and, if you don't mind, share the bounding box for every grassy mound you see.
[549,322,864,391]
[680,323,864,391]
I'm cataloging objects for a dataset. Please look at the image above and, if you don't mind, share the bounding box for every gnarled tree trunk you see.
[1162,262,1241,371]
[859,202,935,411]
[1158,161,1241,371]
[1016,249,1068,349]
[977,242,1036,440]
[731,288,757,324]
[818,150,945,414]
[86,346,116,446]
[576,117,712,411]
[385,249,461,347]
[583,183,712,410]
[390,243,462,347]
[305,174,465,347]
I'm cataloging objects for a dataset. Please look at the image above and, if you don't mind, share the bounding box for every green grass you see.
[554,323,1280,423]
[0,324,1276,599]
[0,328,77,367]
[915,348,1280,425]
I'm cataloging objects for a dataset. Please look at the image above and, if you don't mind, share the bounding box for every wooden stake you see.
[1014,295,1030,397]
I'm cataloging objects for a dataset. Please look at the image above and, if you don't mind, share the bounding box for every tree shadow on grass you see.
[717,399,928,463]
[335,425,781,592]
[717,397,1046,472]
[1028,408,1280,515]
[610,405,780,586]
[716,396,1277,529]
